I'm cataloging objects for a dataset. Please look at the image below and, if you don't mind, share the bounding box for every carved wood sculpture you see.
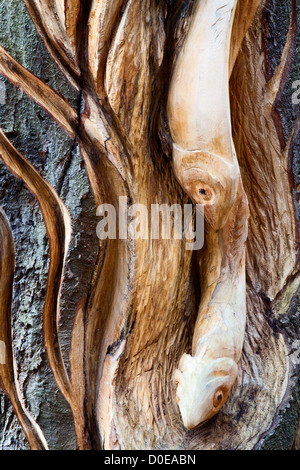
[168,0,249,429]
[0,0,299,450]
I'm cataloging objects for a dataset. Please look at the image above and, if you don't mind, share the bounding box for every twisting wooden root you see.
[0,45,78,138]
[0,207,48,450]
[0,130,89,449]
[168,0,251,429]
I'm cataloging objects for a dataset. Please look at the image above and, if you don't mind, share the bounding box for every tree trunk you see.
[0,0,299,450]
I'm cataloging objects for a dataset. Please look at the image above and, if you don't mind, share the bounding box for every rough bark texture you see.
[0,0,299,450]
[0,0,97,450]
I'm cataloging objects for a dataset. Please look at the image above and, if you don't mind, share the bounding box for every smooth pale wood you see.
[229,0,261,75]
[168,0,237,158]
[168,0,249,429]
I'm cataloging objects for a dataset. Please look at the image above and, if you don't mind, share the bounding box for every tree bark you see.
[0,0,299,450]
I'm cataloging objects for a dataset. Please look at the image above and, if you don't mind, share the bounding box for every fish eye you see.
[213,389,224,408]
[195,184,213,203]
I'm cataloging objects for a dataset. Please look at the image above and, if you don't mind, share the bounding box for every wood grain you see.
[0,0,298,450]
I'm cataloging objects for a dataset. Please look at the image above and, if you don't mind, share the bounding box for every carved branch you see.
[64,0,81,52]
[88,0,125,102]
[0,130,89,449]
[0,45,78,138]
[0,130,72,396]
[23,0,81,89]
